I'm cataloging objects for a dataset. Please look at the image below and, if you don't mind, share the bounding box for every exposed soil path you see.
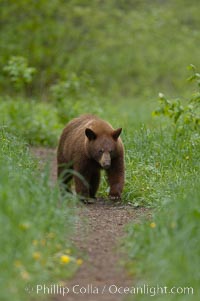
[31,148,150,301]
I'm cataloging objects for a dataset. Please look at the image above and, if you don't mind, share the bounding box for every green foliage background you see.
[1,0,200,98]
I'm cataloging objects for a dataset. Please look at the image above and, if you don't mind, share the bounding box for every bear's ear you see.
[85,128,97,140]
[112,128,122,140]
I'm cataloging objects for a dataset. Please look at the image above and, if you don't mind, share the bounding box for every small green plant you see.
[3,56,36,92]
[50,72,101,123]
[50,72,96,103]
[153,65,200,130]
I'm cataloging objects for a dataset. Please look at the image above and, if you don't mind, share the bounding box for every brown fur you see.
[57,114,125,200]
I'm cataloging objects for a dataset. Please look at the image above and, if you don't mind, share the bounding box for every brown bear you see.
[57,114,125,201]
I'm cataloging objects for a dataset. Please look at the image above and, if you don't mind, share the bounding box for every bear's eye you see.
[99,149,104,154]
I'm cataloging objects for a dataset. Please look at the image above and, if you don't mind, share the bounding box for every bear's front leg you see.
[74,176,90,199]
[74,163,94,203]
[106,158,125,200]
[89,170,101,198]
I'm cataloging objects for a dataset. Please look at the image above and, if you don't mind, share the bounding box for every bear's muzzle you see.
[99,152,111,170]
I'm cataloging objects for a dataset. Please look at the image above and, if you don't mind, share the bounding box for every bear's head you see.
[85,127,122,170]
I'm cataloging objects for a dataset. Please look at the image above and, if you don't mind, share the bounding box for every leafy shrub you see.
[50,72,96,103]
[50,72,102,123]
[153,65,200,130]
[3,56,36,92]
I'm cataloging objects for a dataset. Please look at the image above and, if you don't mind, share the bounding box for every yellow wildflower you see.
[32,239,38,246]
[41,259,47,267]
[14,260,22,268]
[40,239,46,246]
[150,222,156,228]
[171,222,176,229]
[20,270,30,280]
[76,259,83,265]
[46,232,55,239]
[19,222,30,230]
[60,255,71,264]
[58,281,66,286]
[32,252,41,260]
[56,244,62,250]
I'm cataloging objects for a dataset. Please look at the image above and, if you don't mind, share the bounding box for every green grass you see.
[0,130,81,301]
[124,179,200,301]
[123,125,200,206]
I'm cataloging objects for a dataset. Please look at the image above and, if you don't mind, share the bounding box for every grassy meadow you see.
[0,0,200,300]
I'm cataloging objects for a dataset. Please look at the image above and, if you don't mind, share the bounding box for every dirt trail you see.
[31,148,150,301]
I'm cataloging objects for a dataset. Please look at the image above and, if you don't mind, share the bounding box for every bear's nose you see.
[102,162,111,170]
[100,152,111,169]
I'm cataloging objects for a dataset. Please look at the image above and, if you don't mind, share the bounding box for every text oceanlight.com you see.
[25,284,194,296]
